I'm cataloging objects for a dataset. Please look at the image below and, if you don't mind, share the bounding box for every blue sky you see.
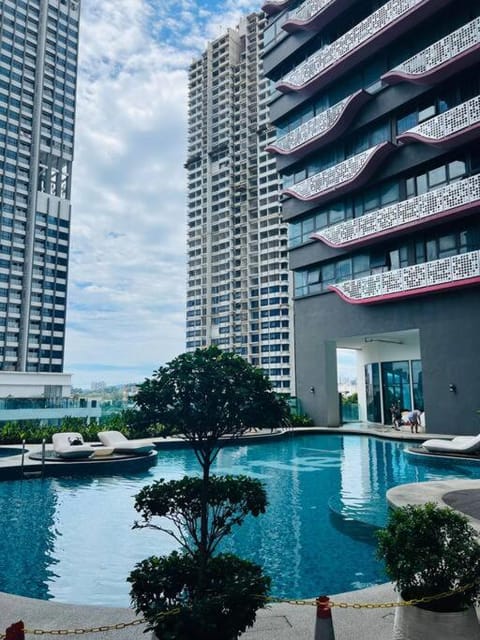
[65,0,262,389]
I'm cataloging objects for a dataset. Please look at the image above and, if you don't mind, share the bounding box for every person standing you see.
[390,403,402,430]
[406,409,422,434]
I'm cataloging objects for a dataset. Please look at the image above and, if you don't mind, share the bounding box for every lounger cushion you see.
[97,430,155,455]
[52,432,95,459]
[421,434,480,453]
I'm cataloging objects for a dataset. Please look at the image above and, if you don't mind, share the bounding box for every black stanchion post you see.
[314,596,335,640]
[5,621,24,640]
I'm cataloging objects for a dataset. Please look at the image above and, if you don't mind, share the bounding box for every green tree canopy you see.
[135,346,289,468]
[134,475,267,557]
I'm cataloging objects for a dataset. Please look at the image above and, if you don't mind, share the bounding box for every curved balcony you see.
[276,0,448,93]
[262,0,293,15]
[266,90,371,157]
[397,95,480,148]
[382,17,480,86]
[328,250,480,304]
[283,142,395,204]
[283,0,357,33]
[312,174,480,248]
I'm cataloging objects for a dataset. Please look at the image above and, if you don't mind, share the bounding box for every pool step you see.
[328,495,386,544]
[22,470,43,479]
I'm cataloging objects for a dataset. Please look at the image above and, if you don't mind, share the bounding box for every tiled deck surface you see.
[1,423,479,638]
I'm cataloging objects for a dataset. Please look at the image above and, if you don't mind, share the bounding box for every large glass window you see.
[381,361,411,414]
[411,360,423,412]
[365,363,381,423]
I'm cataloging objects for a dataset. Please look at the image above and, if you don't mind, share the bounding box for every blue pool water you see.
[1,434,479,606]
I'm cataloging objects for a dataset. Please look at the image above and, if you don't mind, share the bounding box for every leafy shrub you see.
[377,502,480,611]
[289,413,314,427]
[129,551,270,640]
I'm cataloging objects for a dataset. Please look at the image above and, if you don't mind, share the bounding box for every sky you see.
[64,0,263,389]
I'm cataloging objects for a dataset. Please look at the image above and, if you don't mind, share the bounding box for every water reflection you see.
[0,478,58,599]
[0,435,478,605]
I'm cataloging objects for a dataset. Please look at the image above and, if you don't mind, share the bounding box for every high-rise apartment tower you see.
[0,0,90,420]
[186,13,294,394]
[0,0,79,374]
[263,0,480,432]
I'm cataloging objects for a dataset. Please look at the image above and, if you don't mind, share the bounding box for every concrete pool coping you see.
[1,424,479,638]
[0,421,451,480]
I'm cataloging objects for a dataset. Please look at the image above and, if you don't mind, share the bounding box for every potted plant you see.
[376,502,480,640]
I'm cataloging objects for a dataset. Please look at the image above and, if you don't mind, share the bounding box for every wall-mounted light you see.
[310,386,315,394]
[449,384,457,393]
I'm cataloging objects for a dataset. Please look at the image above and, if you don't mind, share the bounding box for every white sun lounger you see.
[97,430,155,455]
[52,432,95,459]
[421,434,480,454]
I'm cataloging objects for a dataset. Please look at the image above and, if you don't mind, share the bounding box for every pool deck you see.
[1,423,480,638]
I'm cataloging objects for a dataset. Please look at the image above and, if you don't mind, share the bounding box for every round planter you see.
[393,600,480,640]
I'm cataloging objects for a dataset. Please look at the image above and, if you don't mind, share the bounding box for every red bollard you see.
[5,621,24,640]
[314,596,335,640]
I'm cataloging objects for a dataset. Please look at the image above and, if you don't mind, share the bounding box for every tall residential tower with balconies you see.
[0,0,84,416]
[263,0,480,432]
[186,13,294,394]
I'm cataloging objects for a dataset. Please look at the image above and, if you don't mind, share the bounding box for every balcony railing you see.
[382,17,480,85]
[266,90,371,156]
[261,0,292,14]
[283,0,357,32]
[397,95,480,148]
[277,0,447,92]
[312,174,480,248]
[283,142,394,203]
[329,250,480,304]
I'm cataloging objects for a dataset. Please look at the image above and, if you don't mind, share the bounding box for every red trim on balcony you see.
[266,90,371,157]
[261,0,291,15]
[283,141,395,204]
[328,276,480,304]
[283,0,357,33]
[276,0,451,94]
[311,199,480,248]
[397,122,480,149]
[381,44,480,86]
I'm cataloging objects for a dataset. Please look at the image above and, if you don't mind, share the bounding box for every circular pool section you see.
[0,447,26,457]
[0,434,479,606]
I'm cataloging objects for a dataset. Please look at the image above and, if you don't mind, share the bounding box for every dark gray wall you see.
[294,287,480,435]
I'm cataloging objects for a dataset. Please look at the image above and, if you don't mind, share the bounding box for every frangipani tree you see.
[129,347,289,639]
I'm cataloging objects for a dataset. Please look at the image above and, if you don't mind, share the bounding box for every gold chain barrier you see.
[267,579,477,609]
[2,582,475,638]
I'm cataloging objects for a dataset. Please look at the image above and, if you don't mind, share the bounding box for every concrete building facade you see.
[186,13,295,394]
[0,1,95,423]
[262,0,480,433]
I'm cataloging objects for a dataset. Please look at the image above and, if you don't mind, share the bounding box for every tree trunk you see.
[199,458,211,584]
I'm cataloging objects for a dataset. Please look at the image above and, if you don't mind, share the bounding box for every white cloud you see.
[66,0,260,388]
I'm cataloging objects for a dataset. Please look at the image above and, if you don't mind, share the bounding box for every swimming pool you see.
[1,434,479,606]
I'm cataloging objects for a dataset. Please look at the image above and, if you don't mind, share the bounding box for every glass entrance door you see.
[381,361,410,422]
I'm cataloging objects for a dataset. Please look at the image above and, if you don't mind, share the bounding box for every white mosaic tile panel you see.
[332,250,480,301]
[402,95,480,141]
[264,0,291,8]
[387,17,480,79]
[272,94,353,153]
[287,145,379,199]
[318,174,480,246]
[279,0,425,89]
[294,0,336,23]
